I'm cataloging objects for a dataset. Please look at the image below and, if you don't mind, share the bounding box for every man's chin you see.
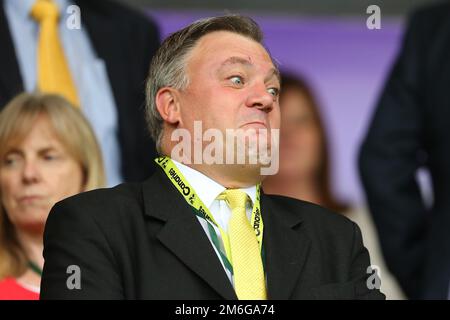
[214,163,265,188]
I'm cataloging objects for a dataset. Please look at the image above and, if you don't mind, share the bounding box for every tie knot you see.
[31,0,59,22]
[218,189,248,211]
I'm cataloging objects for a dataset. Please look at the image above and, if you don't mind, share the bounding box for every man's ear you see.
[155,87,181,125]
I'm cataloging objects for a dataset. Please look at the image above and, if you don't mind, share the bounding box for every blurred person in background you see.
[359,1,450,299]
[0,93,105,299]
[0,0,160,186]
[263,72,405,299]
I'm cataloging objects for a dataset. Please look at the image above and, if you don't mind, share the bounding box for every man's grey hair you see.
[145,15,264,154]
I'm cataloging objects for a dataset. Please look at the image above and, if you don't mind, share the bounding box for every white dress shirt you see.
[172,159,256,286]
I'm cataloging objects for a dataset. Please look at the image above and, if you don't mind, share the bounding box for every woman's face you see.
[277,87,322,178]
[0,116,84,233]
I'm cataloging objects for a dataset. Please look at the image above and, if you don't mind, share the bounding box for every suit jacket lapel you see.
[262,193,311,299]
[0,1,24,103]
[142,168,237,300]
[142,167,311,300]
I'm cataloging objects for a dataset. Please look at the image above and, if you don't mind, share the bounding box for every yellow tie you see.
[31,0,79,107]
[219,189,267,300]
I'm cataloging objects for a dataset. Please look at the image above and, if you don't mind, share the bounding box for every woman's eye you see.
[3,158,16,166]
[230,76,244,86]
[43,154,57,161]
[2,154,20,167]
[268,87,280,97]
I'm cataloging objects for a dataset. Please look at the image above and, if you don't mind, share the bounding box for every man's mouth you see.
[240,121,267,129]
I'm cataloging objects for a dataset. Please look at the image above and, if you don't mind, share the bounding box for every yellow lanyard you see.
[155,156,265,274]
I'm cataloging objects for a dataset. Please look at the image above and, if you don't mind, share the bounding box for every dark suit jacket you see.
[40,166,384,300]
[0,0,160,182]
[359,2,450,299]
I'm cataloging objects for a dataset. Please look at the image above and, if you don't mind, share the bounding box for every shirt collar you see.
[171,159,257,209]
[7,0,71,19]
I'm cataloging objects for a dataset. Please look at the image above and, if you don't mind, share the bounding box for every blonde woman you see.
[0,93,105,299]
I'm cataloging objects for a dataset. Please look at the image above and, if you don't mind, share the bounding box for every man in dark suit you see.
[41,15,384,300]
[359,2,450,299]
[0,0,159,184]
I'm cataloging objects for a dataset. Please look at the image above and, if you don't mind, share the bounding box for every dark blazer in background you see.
[0,0,160,182]
[40,165,384,300]
[359,2,450,299]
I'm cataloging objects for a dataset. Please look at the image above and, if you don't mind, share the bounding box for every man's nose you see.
[245,84,274,112]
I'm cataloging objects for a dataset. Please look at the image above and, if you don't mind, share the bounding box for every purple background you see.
[147,10,405,205]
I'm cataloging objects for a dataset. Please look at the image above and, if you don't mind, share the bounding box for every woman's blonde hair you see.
[0,92,106,279]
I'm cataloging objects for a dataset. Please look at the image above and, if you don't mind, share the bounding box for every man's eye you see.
[267,87,279,97]
[230,76,244,86]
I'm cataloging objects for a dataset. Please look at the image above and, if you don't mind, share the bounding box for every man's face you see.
[177,31,281,162]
